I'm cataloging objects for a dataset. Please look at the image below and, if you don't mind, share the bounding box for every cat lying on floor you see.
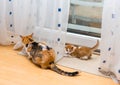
[65,40,99,60]
[16,33,79,76]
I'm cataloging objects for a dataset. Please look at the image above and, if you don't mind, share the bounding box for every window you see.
[66,0,103,47]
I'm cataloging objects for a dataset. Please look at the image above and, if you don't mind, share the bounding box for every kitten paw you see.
[80,56,89,60]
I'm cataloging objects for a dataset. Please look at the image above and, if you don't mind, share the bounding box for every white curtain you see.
[99,0,120,81]
[0,0,70,61]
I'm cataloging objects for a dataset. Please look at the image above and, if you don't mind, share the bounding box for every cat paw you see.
[18,52,27,56]
[64,53,73,58]
[13,41,23,50]
[27,56,32,59]
[80,56,89,60]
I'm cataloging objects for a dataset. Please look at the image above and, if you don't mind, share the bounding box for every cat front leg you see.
[13,41,23,50]
[27,52,32,59]
[18,47,28,56]
[80,55,90,60]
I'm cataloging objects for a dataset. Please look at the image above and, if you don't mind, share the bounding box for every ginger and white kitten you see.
[65,40,99,60]
[20,34,79,76]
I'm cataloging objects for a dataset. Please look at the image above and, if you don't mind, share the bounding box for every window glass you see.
[67,0,103,37]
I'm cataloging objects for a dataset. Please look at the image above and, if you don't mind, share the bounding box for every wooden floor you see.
[0,45,118,85]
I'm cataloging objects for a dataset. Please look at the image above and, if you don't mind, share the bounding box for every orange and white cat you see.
[65,40,99,60]
[19,33,79,76]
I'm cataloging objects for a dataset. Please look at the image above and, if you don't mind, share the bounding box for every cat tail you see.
[91,40,99,51]
[50,62,79,76]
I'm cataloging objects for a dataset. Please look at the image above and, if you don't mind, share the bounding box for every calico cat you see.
[19,33,34,57]
[65,40,99,60]
[19,33,47,59]
[20,34,79,76]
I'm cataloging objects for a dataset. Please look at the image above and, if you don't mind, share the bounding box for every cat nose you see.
[66,52,69,54]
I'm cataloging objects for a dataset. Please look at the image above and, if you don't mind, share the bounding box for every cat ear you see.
[30,33,33,37]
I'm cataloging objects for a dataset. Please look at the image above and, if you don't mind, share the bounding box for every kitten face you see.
[65,44,76,54]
